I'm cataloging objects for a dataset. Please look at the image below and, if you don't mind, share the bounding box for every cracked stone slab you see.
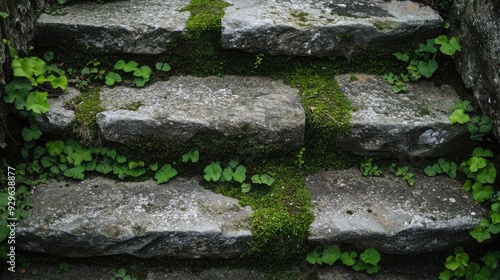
[96,75,305,150]
[17,177,253,258]
[36,0,190,54]
[334,74,472,158]
[307,168,487,254]
[222,0,443,56]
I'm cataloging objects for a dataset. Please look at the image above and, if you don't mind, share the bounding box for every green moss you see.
[181,0,230,37]
[211,163,313,264]
[72,88,104,143]
[373,20,395,30]
[290,10,309,26]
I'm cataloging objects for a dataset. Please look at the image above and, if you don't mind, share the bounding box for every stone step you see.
[36,75,306,152]
[307,168,486,254]
[36,74,471,158]
[222,0,443,56]
[17,176,253,258]
[36,0,442,56]
[17,170,485,258]
[36,0,191,54]
[333,74,472,159]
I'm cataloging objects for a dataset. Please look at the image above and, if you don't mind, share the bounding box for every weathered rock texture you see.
[17,177,253,258]
[450,0,500,140]
[96,76,305,150]
[34,87,79,134]
[36,0,190,54]
[334,74,472,158]
[307,168,487,254]
[0,0,45,145]
[222,0,443,56]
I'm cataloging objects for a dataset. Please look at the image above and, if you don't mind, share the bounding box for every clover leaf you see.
[360,248,381,266]
[241,183,251,193]
[233,165,247,183]
[155,164,177,184]
[203,162,222,182]
[417,59,438,78]
[22,124,42,141]
[449,109,470,124]
[471,183,494,202]
[105,72,122,86]
[155,62,171,72]
[322,246,341,265]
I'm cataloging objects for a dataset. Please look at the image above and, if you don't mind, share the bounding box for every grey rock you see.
[36,0,190,54]
[34,87,80,134]
[307,168,487,254]
[334,74,472,158]
[17,176,253,258]
[97,76,305,150]
[450,0,500,140]
[222,0,442,57]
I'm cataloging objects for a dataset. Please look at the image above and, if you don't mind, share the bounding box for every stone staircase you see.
[10,0,487,278]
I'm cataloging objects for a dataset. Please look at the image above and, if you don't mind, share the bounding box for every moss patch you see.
[210,162,314,264]
[71,88,104,144]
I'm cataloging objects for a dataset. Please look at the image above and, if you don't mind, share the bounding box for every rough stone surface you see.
[97,76,305,150]
[17,177,253,258]
[450,0,500,140]
[222,0,443,56]
[36,0,190,54]
[34,87,80,134]
[334,74,472,158]
[307,168,487,254]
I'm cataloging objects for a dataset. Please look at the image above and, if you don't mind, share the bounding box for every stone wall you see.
[0,0,45,145]
[450,0,500,139]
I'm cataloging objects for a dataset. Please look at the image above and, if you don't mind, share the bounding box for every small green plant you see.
[384,33,461,93]
[182,149,199,163]
[459,147,498,242]
[295,147,306,168]
[0,11,9,18]
[360,157,382,177]
[254,53,264,69]
[58,262,71,272]
[3,51,67,146]
[154,164,178,184]
[440,247,500,280]
[203,160,274,193]
[155,61,171,72]
[468,116,493,141]
[448,101,493,141]
[111,268,138,280]
[307,245,381,274]
[113,60,152,87]
[393,165,415,187]
[424,158,457,179]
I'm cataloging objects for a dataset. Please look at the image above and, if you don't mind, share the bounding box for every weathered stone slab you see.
[34,87,79,134]
[307,168,487,254]
[450,0,500,141]
[334,74,472,158]
[36,0,190,54]
[17,177,252,258]
[97,76,305,150]
[222,0,443,56]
